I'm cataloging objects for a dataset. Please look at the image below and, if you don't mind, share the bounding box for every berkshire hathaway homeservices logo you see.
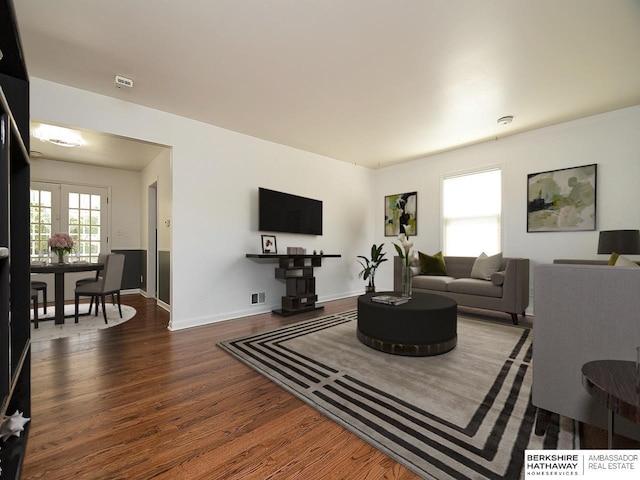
[525,450,640,479]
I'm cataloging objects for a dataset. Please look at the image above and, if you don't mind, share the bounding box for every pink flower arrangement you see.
[48,232,74,254]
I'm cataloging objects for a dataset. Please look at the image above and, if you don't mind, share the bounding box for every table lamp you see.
[597,229,640,255]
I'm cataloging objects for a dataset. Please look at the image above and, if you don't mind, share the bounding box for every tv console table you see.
[246,253,341,316]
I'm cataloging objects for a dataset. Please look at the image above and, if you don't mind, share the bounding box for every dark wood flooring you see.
[23,295,419,480]
[22,295,639,479]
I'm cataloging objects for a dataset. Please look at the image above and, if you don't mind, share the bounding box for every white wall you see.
[141,148,171,252]
[30,78,639,324]
[30,78,375,329]
[140,147,172,300]
[373,105,640,309]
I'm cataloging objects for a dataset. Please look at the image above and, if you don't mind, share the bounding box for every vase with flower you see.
[48,232,74,264]
[393,225,417,298]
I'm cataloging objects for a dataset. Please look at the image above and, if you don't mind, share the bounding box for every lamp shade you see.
[597,229,640,254]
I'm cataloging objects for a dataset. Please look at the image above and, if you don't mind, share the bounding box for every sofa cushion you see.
[470,252,502,280]
[447,278,503,298]
[412,275,455,292]
[418,251,447,276]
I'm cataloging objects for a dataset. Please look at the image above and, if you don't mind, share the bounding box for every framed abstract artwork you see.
[384,191,417,236]
[527,164,597,232]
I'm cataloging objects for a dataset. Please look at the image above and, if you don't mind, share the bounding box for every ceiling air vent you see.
[114,75,133,89]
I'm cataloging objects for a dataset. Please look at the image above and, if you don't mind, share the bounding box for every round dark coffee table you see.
[357,291,457,356]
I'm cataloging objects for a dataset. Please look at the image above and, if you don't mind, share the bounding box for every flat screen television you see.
[259,187,323,235]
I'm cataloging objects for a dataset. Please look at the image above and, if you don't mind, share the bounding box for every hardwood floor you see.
[23,295,420,480]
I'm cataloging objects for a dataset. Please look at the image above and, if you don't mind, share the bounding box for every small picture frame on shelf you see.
[261,235,277,254]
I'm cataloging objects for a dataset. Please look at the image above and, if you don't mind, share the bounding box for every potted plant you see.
[357,243,387,292]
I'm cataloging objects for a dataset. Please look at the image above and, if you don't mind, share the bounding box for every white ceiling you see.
[14,0,640,170]
[30,120,168,171]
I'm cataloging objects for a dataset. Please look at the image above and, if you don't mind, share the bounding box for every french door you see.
[30,181,109,262]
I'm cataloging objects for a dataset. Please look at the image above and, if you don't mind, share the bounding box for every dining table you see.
[30,261,104,325]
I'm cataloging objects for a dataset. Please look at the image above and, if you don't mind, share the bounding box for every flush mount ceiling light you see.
[497,115,514,126]
[33,124,86,148]
[47,138,81,148]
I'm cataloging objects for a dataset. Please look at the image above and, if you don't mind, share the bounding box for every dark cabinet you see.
[1,1,31,477]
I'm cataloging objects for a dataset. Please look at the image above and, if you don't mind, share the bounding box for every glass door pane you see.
[61,185,108,263]
[30,182,61,262]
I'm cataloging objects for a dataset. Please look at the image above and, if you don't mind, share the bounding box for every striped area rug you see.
[218,310,577,479]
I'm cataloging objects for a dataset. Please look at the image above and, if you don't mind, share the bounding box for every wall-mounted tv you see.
[259,187,323,235]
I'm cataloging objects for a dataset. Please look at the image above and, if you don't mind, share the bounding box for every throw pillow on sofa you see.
[470,252,502,280]
[418,251,447,275]
[614,254,640,267]
[490,271,505,286]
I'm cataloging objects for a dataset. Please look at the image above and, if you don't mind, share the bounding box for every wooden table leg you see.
[54,271,65,325]
[534,408,552,436]
[608,410,614,449]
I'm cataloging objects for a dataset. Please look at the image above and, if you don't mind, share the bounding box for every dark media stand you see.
[246,253,341,316]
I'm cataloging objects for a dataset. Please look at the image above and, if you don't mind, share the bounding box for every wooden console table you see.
[582,359,640,449]
[246,253,340,316]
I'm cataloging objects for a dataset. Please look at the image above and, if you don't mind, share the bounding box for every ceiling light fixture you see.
[46,138,81,148]
[33,124,86,148]
[497,115,514,126]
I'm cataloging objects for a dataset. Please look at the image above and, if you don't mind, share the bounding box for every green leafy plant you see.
[357,243,387,292]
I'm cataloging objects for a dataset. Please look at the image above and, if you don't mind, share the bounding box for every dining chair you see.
[75,252,108,286]
[31,288,39,329]
[75,252,109,315]
[30,280,47,314]
[74,253,125,324]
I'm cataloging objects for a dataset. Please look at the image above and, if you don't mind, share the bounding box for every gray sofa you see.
[532,263,640,441]
[393,255,530,324]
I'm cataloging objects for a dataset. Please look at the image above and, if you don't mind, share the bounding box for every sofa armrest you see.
[500,258,530,313]
[532,263,640,439]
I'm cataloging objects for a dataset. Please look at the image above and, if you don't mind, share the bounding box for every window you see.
[67,191,103,260]
[442,168,501,256]
[30,182,108,262]
[29,189,53,258]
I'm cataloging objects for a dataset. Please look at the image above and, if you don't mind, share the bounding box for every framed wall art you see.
[261,234,277,254]
[527,164,597,232]
[384,191,417,236]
